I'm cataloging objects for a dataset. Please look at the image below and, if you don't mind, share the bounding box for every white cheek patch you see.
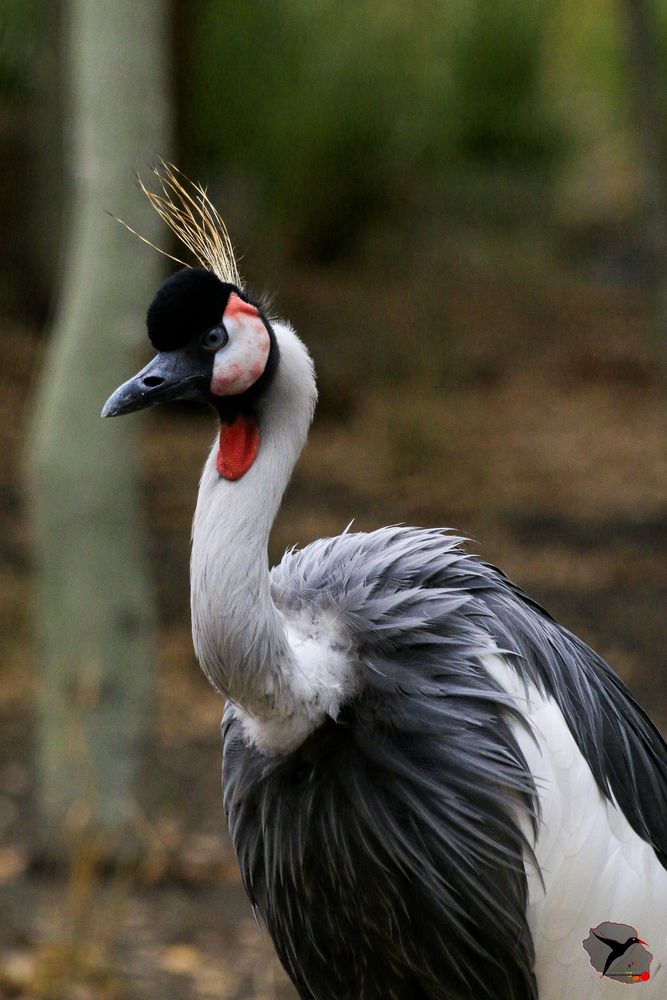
[211,293,271,396]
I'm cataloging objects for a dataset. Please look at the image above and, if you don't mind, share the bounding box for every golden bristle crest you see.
[116,161,241,287]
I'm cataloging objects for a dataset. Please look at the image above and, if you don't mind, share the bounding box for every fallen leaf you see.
[0,845,27,883]
[160,943,202,976]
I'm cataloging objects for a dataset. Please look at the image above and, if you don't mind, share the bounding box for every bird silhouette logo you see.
[583,922,652,984]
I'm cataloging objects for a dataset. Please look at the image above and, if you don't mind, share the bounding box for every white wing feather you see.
[484,651,667,998]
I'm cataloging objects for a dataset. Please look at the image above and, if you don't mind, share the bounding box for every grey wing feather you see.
[272,525,667,870]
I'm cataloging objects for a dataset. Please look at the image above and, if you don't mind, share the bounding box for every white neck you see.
[190,322,317,720]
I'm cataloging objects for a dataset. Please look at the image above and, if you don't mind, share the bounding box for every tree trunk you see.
[27,0,171,861]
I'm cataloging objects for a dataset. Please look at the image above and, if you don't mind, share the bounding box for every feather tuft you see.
[113,160,241,286]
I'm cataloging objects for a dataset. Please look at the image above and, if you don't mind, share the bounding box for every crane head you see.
[101,267,279,422]
[101,165,301,480]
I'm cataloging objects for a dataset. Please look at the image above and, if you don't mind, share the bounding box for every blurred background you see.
[0,1,666,997]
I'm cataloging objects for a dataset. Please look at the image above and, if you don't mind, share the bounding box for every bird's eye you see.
[200,326,229,352]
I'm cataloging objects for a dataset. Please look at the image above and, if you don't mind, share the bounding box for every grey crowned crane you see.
[103,168,667,1000]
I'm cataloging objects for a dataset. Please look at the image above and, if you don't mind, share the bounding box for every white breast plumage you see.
[232,610,359,755]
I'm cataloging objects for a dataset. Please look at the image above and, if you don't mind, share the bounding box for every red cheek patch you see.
[225,293,259,319]
[217,412,260,481]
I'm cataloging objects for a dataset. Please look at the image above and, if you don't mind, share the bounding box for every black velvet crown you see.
[146,268,233,352]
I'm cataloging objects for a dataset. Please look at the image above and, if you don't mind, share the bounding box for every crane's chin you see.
[101,350,211,417]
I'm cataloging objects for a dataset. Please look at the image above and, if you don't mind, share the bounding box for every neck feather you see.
[190,323,317,717]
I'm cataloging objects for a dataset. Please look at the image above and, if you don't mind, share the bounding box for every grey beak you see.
[101,349,211,417]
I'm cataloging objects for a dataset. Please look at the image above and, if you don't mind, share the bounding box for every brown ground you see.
[0,226,665,998]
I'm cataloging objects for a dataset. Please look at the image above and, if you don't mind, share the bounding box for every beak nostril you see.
[143,376,164,388]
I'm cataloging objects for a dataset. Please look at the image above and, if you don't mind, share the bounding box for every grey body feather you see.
[223,527,665,999]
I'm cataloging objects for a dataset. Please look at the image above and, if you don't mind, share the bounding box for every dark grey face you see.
[101,268,279,420]
[101,340,216,417]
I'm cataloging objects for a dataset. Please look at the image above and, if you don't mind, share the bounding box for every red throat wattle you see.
[216,412,260,480]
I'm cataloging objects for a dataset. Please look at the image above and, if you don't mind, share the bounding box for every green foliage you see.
[3,0,667,265]
[445,2,558,166]
[191,1,565,259]
[0,0,42,98]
